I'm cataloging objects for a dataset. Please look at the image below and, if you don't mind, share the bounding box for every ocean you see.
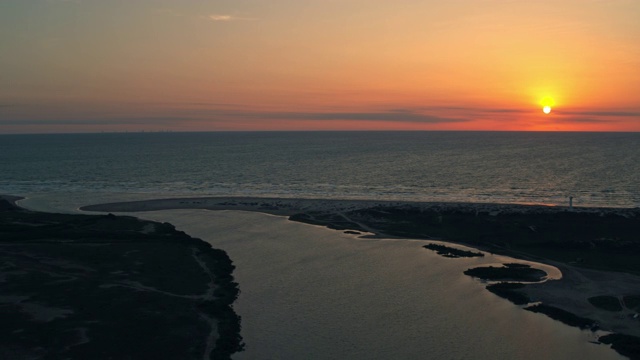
[2,131,637,359]
[1,131,639,207]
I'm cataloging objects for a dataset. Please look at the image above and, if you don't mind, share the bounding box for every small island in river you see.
[463,263,547,282]
[423,243,484,258]
[0,196,243,359]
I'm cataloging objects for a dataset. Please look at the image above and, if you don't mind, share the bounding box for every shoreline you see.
[80,195,640,356]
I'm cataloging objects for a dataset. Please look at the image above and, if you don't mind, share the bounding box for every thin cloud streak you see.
[550,117,618,124]
[555,110,640,117]
[0,108,467,128]
[208,14,255,22]
[0,117,186,126]
[209,15,232,21]
[214,109,468,124]
[401,105,531,115]
[287,112,466,123]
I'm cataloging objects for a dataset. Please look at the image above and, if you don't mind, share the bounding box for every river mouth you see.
[15,193,628,360]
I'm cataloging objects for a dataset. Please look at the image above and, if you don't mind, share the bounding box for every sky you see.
[1,0,639,133]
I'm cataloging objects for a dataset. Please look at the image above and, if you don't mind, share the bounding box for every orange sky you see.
[1,0,639,133]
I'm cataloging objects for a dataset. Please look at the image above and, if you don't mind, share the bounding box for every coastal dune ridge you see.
[80,195,639,218]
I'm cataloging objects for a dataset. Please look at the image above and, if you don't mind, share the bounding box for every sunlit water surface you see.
[2,131,639,207]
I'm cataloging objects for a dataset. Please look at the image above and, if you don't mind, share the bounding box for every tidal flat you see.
[0,197,243,359]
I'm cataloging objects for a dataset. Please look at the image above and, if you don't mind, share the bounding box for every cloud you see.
[555,110,640,117]
[549,109,640,124]
[213,109,468,124]
[209,15,233,21]
[396,105,530,115]
[0,117,186,126]
[483,108,531,114]
[418,106,640,122]
[551,117,614,124]
[285,112,465,123]
[208,14,255,22]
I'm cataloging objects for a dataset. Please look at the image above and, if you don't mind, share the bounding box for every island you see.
[463,263,547,282]
[423,243,484,258]
[81,196,640,359]
[0,196,243,359]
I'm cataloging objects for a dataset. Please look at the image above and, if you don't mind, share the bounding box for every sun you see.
[539,95,555,114]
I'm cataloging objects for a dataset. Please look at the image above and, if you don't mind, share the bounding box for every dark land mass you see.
[600,334,640,360]
[523,302,640,360]
[423,243,484,258]
[476,265,547,306]
[524,304,599,330]
[625,296,640,312]
[0,198,243,360]
[463,264,547,282]
[485,283,530,305]
[311,204,640,275]
[589,296,624,312]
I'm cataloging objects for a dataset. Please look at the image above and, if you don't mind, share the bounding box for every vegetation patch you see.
[485,282,530,305]
[599,333,640,360]
[524,304,598,330]
[624,295,640,311]
[0,199,243,360]
[423,243,484,258]
[588,296,623,312]
[464,264,547,282]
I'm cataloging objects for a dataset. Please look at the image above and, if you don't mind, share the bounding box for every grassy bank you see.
[0,198,243,359]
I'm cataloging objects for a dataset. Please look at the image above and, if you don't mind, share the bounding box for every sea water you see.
[1,131,639,207]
